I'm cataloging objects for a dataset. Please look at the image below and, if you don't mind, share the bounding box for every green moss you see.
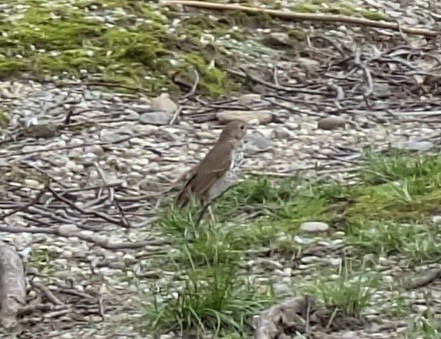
[288,28,308,41]
[0,0,389,97]
[344,170,441,223]
[328,6,355,16]
[347,220,441,261]
[0,60,27,76]
[0,0,238,97]
[182,15,226,31]
[197,152,441,233]
[0,109,10,128]
[222,11,274,28]
[181,53,237,97]
[291,4,318,13]
[344,153,441,222]
[28,248,57,275]
[213,177,340,230]
[359,9,388,20]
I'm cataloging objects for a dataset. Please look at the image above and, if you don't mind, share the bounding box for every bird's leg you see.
[195,203,210,227]
[208,205,216,222]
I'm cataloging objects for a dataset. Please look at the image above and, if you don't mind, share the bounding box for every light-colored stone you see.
[284,122,299,130]
[217,110,272,125]
[432,215,441,224]
[299,121,316,132]
[373,83,391,98]
[139,112,173,125]
[244,133,272,153]
[150,93,178,113]
[273,127,296,139]
[237,93,261,105]
[296,57,321,74]
[262,32,291,47]
[58,224,79,236]
[272,282,291,295]
[328,258,342,266]
[299,221,329,233]
[300,256,320,264]
[317,116,347,130]
[24,179,42,189]
[394,140,434,152]
[340,331,361,339]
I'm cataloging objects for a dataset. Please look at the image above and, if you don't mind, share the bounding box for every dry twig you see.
[161,1,440,37]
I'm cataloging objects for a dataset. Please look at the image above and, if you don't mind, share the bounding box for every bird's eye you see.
[240,125,245,130]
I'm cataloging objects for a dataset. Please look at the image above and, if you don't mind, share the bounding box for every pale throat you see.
[230,145,244,172]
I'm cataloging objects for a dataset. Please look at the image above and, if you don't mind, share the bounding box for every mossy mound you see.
[0,0,388,97]
[0,0,239,97]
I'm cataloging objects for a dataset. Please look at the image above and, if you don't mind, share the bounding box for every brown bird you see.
[176,120,247,225]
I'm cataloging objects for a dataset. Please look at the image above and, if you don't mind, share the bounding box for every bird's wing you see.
[177,142,233,207]
[189,142,233,197]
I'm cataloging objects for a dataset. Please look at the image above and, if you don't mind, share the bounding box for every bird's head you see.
[219,120,247,144]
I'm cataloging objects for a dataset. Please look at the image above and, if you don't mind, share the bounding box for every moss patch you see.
[0,0,388,97]
[345,152,441,222]
[0,0,241,97]
[0,109,10,128]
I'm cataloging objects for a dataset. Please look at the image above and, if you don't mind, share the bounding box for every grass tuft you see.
[215,177,345,224]
[361,151,441,185]
[307,260,379,318]
[405,307,441,339]
[346,220,441,262]
[143,256,273,336]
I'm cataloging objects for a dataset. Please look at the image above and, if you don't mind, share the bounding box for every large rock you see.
[317,116,347,130]
[216,110,273,125]
[150,93,178,113]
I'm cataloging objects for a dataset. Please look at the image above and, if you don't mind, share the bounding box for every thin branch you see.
[47,183,124,227]
[0,185,47,220]
[93,162,131,228]
[30,280,64,306]
[181,69,200,100]
[161,1,440,37]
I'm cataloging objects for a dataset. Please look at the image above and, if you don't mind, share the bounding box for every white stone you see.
[299,221,329,233]
[237,93,261,105]
[24,179,42,189]
[58,224,78,236]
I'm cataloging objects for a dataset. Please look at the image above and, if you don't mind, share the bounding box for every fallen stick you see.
[160,1,440,37]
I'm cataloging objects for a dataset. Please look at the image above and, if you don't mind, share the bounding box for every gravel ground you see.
[1,0,441,338]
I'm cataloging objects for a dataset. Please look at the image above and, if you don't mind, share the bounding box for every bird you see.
[176,120,247,225]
